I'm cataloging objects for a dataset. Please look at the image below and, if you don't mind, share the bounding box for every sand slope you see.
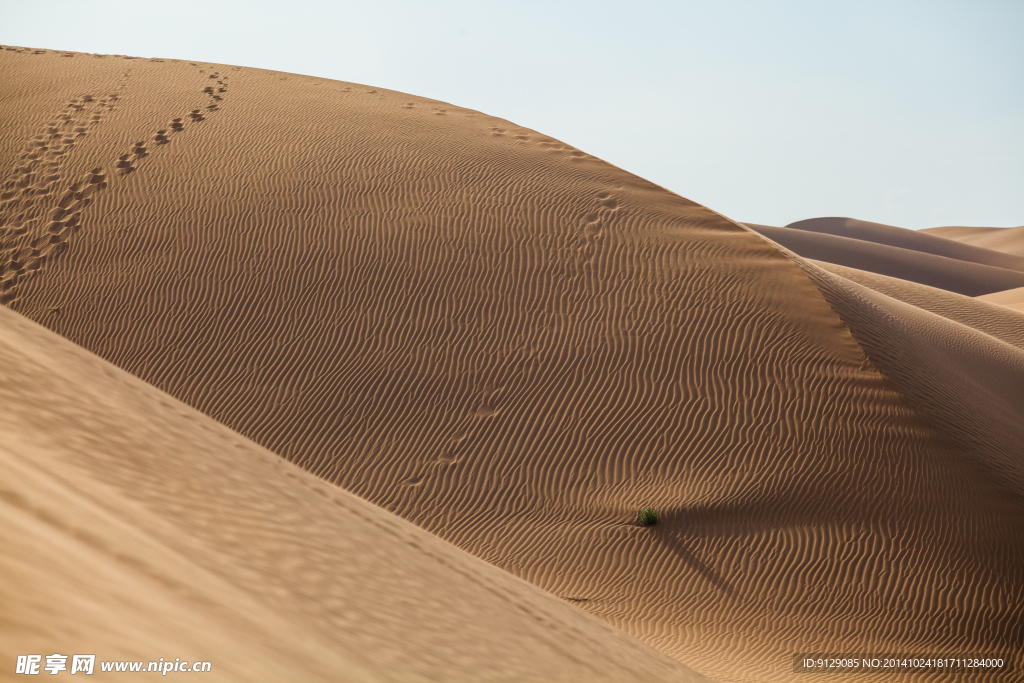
[791,258,1024,490]
[743,223,1024,296]
[2,46,1022,682]
[923,225,1024,258]
[0,305,707,683]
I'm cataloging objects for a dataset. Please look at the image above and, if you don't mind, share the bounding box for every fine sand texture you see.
[923,225,1024,259]
[2,46,1022,682]
[977,286,1024,314]
[743,222,1024,296]
[0,305,707,683]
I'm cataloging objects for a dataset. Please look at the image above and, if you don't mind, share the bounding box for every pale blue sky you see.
[2,0,1022,229]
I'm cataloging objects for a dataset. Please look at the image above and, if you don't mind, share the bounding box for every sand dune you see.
[743,223,1024,296]
[786,217,1024,273]
[923,225,1024,258]
[2,45,1022,683]
[1,305,706,683]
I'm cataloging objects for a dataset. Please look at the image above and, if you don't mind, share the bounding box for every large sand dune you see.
[2,46,1021,682]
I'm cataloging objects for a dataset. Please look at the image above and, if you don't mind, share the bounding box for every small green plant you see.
[638,506,658,526]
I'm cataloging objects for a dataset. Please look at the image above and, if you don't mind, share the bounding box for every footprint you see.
[169,119,184,132]
[153,130,169,145]
[87,167,107,188]
[115,154,134,175]
[56,189,75,209]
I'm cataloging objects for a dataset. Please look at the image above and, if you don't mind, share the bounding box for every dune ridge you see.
[3,46,1022,682]
[808,260,1024,350]
[788,257,1024,493]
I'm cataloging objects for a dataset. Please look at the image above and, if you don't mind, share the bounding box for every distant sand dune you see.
[743,223,1024,296]
[923,225,1024,259]
[788,217,1024,273]
[977,286,1024,314]
[2,46,1021,682]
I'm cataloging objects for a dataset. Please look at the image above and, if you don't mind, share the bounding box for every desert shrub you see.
[638,506,658,526]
